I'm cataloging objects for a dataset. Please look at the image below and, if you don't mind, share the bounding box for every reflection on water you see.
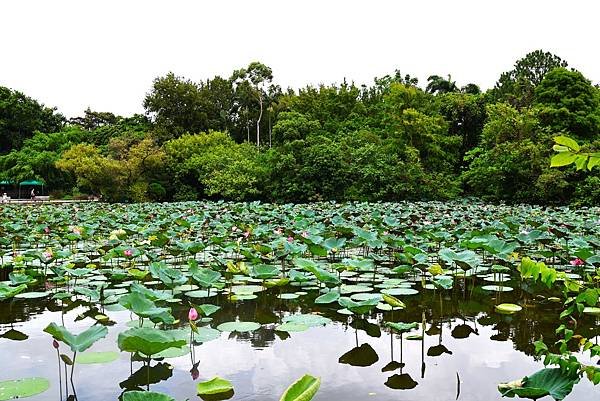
[0,281,598,401]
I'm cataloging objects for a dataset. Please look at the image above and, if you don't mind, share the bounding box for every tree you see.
[0,127,87,192]
[143,73,206,141]
[438,93,487,168]
[534,68,600,140]
[56,137,164,201]
[231,62,274,147]
[462,103,572,203]
[164,132,264,201]
[69,108,118,130]
[492,50,568,108]
[0,86,65,153]
[271,111,321,145]
[426,75,458,95]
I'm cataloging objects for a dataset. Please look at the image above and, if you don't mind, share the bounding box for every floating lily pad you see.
[216,321,261,332]
[282,314,331,327]
[76,351,120,364]
[275,322,309,332]
[495,303,523,314]
[185,290,214,298]
[230,285,264,294]
[340,284,372,294]
[0,377,50,400]
[13,291,50,299]
[278,293,299,300]
[351,293,382,302]
[481,285,513,292]
[195,327,222,342]
[582,307,600,316]
[382,288,419,296]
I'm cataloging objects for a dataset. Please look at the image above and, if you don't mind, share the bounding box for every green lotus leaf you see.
[279,374,321,401]
[216,321,261,332]
[498,368,579,400]
[315,290,340,304]
[117,327,186,357]
[495,303,523,314]
[197,304,220,316]
[282,314,331,327]
[123,390,176,401]
[44,323,108,353]
[0,284,27,300]
[197,377,234,395]
[13,291,50,299]
[0,377,50,400]
[385,322,419,333]
[275,323,309,332]
[338,297,379,315]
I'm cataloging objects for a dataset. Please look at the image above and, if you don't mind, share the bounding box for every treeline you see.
[0,50,599,204]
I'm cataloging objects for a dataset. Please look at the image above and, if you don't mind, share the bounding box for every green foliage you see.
[534,68,600,140]
[463,103,572,203]
[492,50,568,108]
[551,136,600,171]
[1,51,598,205]
[164,132,265,201]
[44,323,108,353]
[279,375,321,401]
[0,86,65,153]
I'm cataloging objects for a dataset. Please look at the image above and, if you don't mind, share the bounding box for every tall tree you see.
[426,75,458,95]
[534,68,600,140]
[143,73,205,141]
[0,86,65,153]
[231,62,274,147]
[492,50,568,108]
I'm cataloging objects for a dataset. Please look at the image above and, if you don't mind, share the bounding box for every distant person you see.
[1,193,7,203]
[30,188,36,201]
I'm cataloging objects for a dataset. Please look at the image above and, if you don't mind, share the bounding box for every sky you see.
[1,0,599,118]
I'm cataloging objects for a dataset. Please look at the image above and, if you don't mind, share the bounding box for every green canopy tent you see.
[18,180,44,199]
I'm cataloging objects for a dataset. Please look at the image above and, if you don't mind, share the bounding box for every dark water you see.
[1,279,598,401]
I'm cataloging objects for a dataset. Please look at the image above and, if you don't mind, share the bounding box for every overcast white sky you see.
[1,0,599,118]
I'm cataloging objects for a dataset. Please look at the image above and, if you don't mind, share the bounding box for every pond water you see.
[0,201,599,401]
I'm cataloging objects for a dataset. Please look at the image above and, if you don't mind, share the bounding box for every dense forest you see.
[0,50,599,204]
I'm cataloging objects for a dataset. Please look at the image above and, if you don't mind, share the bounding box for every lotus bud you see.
[188,307,198,321]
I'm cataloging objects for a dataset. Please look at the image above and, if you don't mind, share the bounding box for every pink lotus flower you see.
[52,339,59,349]
[42,251,53,259]
[287,236,294,243]
[124,249,133,257]
[570,258,584,267]
[188,307,198,321]
[301,231,309,238]
[243,231,250,238]
[44,227,50,234]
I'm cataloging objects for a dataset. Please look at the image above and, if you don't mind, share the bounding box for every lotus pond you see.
[0,201,599,401]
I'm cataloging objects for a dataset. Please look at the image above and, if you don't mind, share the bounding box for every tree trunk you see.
[256,95,263,149]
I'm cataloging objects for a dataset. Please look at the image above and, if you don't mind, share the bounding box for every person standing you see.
[30,188,36,201]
